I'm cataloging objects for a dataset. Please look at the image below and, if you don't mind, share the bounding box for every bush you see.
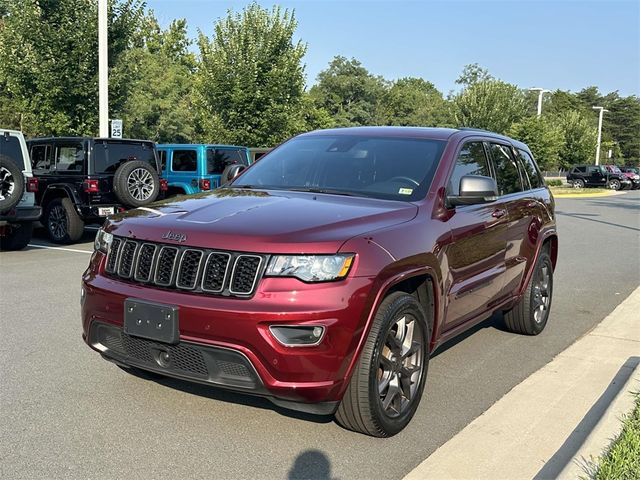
[545,179,563,187]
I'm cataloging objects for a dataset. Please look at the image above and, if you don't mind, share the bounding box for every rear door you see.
[443,140,510,328]
[169,148,199,193]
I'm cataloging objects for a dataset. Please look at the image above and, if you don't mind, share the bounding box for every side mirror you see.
[448,175,498,207]
[221,164,246,186]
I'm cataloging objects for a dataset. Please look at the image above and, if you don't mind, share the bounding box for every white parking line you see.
[27,244,93,254]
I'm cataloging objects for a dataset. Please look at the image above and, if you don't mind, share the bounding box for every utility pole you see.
[592,106,609,165]
[98,0,108,137]
[529,88,550,117]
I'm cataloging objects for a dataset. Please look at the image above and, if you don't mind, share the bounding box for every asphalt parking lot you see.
[1,191,639,480]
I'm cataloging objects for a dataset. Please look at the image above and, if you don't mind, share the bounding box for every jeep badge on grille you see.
[162,231,187,243]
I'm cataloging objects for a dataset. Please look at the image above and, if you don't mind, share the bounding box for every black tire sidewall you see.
[113,161,160,208]
[367,294,430,436]
[608,179,620,190]
[0,155,25,212]
[576,179,585,188]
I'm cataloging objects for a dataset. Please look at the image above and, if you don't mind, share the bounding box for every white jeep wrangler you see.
[0,129,41,250]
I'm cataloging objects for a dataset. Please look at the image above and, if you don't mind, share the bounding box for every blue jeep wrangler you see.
[158,144,250,195]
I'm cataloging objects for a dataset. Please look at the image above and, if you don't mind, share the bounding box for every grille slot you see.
[154,247,179,286]
[201,252,231,293]
[230,255,262,295]
[104,236,264,297]
[105,237,122,273]
[176,249,204,290]
[134,243,157,282]
[117,240,138,278]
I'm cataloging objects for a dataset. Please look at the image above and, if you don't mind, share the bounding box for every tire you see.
[504,250,553,336]
[574,178,585,188]
[0,154,25,212]
[335,292,430,437]
[44,197,85,244]
[113,161,160,208]
[0,222,33,251]
[607,179,621,190]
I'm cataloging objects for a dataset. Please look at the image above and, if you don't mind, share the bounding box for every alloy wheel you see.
[0,166,15,201]
[532,263,551,324]
[376,314,425,418]
[127,168,154,201]
[48,205,68,240]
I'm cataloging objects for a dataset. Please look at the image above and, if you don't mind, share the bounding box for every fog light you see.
[269,325,325,347]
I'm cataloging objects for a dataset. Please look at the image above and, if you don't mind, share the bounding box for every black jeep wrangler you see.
[28,137,166,244]
[566,164,630,190]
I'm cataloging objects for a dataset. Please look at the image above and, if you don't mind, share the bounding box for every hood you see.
[107,189,418,254]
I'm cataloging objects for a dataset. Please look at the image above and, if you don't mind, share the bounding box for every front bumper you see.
[82,252,375,413]
[0,205,41,224]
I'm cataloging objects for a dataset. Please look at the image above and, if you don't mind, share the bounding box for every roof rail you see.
[457,127,494,133]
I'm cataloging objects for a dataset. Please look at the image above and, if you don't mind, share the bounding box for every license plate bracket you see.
[98,207,115,217]
[124,298,179,344]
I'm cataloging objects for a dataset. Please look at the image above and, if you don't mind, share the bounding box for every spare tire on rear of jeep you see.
[0,155,25,212]
[112,160,160,208]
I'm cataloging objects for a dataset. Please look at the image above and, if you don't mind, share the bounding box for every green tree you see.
[604,96,640,164]
[508,116,563,170]
[0,0,144,136]
[554,111,597,169]
[450,79,527,134]
[455,63,493,87]
[380,77,450,126]
[195,3,307,146]
[110,17,196,142]
[309,56,387,127]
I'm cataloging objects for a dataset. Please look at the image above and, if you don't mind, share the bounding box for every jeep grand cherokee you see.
[82,127,557,437]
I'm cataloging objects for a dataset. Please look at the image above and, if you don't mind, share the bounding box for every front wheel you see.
[335,292,430,437]
[504,250,553,335]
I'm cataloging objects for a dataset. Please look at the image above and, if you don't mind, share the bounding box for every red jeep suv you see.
[82,127,557,437]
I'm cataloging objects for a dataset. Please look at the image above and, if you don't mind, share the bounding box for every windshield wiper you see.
[288,187,356,197]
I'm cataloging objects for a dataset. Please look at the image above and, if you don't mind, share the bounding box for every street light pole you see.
[592,106,609,166]
[98,0,108,137]
[529,87,550,117]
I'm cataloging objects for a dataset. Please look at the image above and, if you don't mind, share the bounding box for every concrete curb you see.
[558,363,640,478]
[552,190,627,199]
[404,286,640,480]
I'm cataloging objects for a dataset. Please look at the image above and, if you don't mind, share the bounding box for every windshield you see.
[231,135,446,201]
[92,140,159,174]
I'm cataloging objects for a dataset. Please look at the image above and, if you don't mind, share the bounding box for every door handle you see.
[492,208,507,218]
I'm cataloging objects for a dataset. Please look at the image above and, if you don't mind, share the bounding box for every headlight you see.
[94,228,113,254]
[634,175,640,180]
[265,254,354,282]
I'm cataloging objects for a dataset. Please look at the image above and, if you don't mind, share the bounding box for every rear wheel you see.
[573,178,585,188]
[335,292,430,437]
[0,222,33,251]
[607,179,621,190]
[44,197,84,244]
[503,250,553,335]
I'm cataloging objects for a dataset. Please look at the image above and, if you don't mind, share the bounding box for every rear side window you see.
[0,135,25,170]
[448,141,490,196]
[206,148,247,175]
[490,143,522,196]
[93,141,158,174]
[516,148,543,189]
[31,145,51,171]
[171,150,197,172]
[55,145,84,172]
[576,166,586,173]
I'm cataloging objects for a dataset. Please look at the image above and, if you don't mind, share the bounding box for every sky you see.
[146,0,640,96]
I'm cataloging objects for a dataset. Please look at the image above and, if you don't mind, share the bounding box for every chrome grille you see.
[104,236,264,297]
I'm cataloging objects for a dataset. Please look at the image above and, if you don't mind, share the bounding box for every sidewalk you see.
[405,286,640,480]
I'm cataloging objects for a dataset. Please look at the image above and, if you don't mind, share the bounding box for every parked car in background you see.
[158,144,250,196]
[605,164,640,189]
[0,129,40,250]
[248,147,272,164]
[82,127,557,437]
[28,137,167,244]
[566,164,630,190]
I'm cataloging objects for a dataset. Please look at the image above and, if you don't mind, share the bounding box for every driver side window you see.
[448,142,490,196]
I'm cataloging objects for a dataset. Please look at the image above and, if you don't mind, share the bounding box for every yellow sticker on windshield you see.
[399,188,413,195]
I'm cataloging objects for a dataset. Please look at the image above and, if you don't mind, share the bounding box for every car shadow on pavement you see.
[287,449,335,480]
[124,368,334,424]
[431,312,508,359]
[532,356,640,480]
[556,211,640,232]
